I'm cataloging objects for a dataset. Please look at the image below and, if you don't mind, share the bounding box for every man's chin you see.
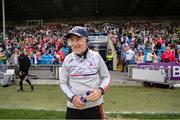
[73,51,81,55]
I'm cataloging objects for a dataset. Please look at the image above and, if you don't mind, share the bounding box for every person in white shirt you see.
[146,50,154,63]
[125,46,135,72]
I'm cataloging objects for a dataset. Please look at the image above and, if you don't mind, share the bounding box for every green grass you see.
[1,85,180,119]
[105,86,180,112]
[0,108,65,119]
[107,113,180,119]
[0,85,66,111]
[1,108,180,119]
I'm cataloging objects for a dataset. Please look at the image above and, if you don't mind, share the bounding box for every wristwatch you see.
[70,95,75,103]
[99,87,105,95]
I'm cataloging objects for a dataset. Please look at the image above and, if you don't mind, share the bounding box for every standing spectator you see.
[106,49,113,70]
[121,45,127,72]
[59,26,110,119]
[17,50,34,92]
[125,46,135,72]
[8,49,19,78]
[146,50,154,63]
[9,49,19,65]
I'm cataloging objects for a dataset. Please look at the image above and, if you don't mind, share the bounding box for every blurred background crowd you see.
[0,22,179,70]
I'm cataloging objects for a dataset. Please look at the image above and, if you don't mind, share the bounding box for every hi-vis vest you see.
[106,53,113,61]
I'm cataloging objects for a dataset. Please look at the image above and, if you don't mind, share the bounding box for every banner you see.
[88,36,107,43]
[137,63,180,80]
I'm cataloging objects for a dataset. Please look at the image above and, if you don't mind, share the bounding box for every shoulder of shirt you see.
[87,50,100,57]
[63,52,74,62]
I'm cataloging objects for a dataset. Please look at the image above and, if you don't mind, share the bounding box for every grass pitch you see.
[0,84,180,119]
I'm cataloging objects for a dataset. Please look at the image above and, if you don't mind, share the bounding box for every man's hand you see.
[86,88,101,101]
[72,95,85,109]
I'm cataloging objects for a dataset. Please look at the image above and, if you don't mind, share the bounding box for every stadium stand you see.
[0,22,180,68]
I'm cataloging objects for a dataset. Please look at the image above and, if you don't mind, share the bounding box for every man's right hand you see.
[72,95,85,109]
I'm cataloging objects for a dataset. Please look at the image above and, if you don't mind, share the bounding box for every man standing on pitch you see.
[59,26,111,119]
[17,50,34,92]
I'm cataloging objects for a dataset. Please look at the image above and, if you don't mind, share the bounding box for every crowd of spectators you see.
[109,22,180,66]
[0,22,180,69]
[0,24,71,65]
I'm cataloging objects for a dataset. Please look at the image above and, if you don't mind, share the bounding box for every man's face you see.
[69,34,87,55]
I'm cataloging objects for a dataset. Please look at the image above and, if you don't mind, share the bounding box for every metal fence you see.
[0,64,62,80]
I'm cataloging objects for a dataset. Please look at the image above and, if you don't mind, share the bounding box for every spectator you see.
[121,44,127,72]
[9,49,19,65]
[52,50,60,64]
[152,51,158,63]
[106,49,113,70]
[177,50,180,62]
[136,51,144,63]
[0,50,7,65]
[161,46,177,62]
[125,46,135,72]
[146,50,154,63]
[58,48,65,63]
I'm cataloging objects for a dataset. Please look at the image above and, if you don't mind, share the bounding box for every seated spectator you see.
[152,51,158,63]
[135,51,144,64]
[52,50,60,64]
[161,47,177,62]
[58,49,65,63]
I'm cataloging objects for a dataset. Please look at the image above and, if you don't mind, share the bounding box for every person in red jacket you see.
[161,47,177,62]
[58,49,65,63]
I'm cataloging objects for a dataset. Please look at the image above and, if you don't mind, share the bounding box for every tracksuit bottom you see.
[66,104,104,120]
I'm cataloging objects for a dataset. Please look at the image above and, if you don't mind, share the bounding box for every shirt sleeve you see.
[98,54,111,92]
[59,58,74,101]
